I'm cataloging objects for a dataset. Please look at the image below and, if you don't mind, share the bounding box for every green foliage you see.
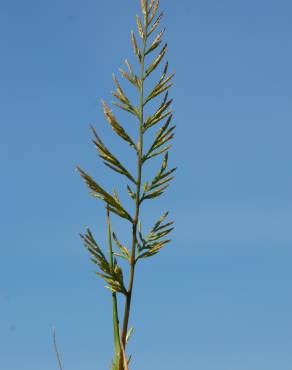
[77,1,175,368]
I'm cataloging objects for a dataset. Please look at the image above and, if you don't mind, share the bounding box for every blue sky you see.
[1,0,292,369]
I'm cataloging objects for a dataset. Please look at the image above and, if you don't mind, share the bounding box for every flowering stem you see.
[120,20,148,367]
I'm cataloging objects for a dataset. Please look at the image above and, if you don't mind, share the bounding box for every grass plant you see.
[77,1,175,368]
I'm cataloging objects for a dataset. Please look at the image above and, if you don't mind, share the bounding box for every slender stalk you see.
[107,207,121,364]
[120,18,148,366]
[53,327,64,370]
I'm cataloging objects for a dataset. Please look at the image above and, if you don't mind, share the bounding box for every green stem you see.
[107,207,121,362]
[119,19,148,369]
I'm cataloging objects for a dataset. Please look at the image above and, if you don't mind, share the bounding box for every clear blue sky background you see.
[1,0,291,369]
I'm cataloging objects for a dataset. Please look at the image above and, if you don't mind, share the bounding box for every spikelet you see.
[140,0,149,27]
[149,0,156,12]
[102,101,137,150]
[91,126,136,184]
[77,166,133,222]
[136,15,144,39]
[149,0,160,24]
[145,43,168,77]
[149,11,163,35]
[140,0,147,19]
[146,28,165,55]
[131,31,142,61]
